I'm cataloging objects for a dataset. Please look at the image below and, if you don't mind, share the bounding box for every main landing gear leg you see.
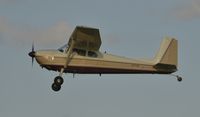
[52,68,64,92]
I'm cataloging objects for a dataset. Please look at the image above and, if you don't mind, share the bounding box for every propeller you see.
[28,42,36,67]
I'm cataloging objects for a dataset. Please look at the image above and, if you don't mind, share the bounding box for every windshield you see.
[58,44,68,52]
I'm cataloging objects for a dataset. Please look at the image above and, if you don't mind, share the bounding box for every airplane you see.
[28,26,182,92]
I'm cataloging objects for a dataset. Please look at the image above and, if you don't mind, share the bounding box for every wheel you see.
[177,76,182,82]
[54,76,64,85]
[51,83,61,92]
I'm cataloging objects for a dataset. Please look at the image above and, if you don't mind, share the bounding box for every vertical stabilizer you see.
[154,37,178,68]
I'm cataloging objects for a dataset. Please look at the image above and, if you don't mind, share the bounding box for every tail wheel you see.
[51,83,61,92]
[54,76,64,85]
[177,76,182,82]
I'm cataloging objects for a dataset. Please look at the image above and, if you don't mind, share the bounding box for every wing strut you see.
[64,38,76,68]
[51,38,76,92]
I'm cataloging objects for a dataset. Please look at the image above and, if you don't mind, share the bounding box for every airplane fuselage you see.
[34,50,176,74]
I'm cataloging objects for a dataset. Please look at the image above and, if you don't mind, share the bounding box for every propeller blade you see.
[32,41,34,52]
[32,57,34,67]
[29,41,35,67]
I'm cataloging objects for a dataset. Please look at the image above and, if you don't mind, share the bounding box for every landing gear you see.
[51,76,64,92]
[51,68,64,92]
[52,83,61,92]
[177,76,182,82]
[54,76,64,85]
[171,74,183,82]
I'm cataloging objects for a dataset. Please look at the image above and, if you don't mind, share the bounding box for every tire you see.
[177,77,182,82]
[54,76,64,85]
[51,83,61,92]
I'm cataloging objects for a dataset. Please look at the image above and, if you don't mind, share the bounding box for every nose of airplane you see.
[28,51,36,58]
[29,42,36,58]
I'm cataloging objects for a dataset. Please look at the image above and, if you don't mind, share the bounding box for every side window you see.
[73,48,86,56]
[88,51,98,58]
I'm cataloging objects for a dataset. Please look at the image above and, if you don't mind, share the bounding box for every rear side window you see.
[88,51,98,57]
[73,48,86,56]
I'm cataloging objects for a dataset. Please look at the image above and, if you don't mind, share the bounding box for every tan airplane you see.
[28,26,182,92]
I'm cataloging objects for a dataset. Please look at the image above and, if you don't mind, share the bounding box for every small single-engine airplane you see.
[28,26,182,92]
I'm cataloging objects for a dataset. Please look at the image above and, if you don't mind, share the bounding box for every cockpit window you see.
[58,44,68,52]
[88,51,98,57]
[73,48,86,56]
[58,49,64,52]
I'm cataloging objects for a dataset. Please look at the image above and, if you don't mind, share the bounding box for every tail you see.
[154,37,178,72]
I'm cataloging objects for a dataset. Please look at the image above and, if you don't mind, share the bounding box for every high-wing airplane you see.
[28,26,182,92]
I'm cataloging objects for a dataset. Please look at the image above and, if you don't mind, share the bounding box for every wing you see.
[68,26,102,51]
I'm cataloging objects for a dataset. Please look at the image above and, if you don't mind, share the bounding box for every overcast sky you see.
[0,0,200,117]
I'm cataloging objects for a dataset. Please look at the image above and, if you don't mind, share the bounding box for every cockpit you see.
[58,44,99,58]
[72,48,98,58]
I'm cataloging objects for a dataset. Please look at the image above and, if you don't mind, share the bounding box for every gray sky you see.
[0,0,200,117]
